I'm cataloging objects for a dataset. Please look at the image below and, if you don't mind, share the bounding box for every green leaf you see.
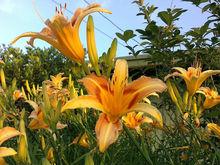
[173,9,187,20]
[202,4,211,12]
[182,0,208,6]
[200,23,209,35]
[116,30,136,43]
[124,30,137,42]
[158,11,172,26]
[115,32,125,41]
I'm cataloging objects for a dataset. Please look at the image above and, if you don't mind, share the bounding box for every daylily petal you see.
[26,100,40,114]
[172,67,187,75]
[78,75,111,114]
[11,32,60,50]
[72,133,89,148]
[110,59,128,99]
[0,147,17,157]
[56,122,67,129]
[79,74,109,96]
[0,158,6,165]
[95,113,122,152]
[186,76,198,95]
[166,66,220,96]
[198,70,220,88]
[74,4,112,28]
[128,103,163,127]
[122,112,153,130]
[164,72,182,81]
[142,116,154,124]
[197,87,220,109]
[207,123,220,139]
[28,111,48,130]
[45,19,83,62]
[61,95,104,113]
[11,3,111,64]
[123,76,166,110]
[204,97,220,109]
[27,27,54,46]
[0,127,21,145]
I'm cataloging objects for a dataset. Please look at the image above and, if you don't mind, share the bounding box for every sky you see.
[0,0,210,57]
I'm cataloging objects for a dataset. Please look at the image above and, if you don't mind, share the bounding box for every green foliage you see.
[158,8,187,26]
[116,30,136,43]
[0,45,76,87]
[117,0,220,78]
[1,1,220,165]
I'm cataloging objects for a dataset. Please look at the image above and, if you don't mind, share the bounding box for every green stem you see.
[123,125,153,165]
[94,66,101,76]
[72,148,96,164]
[82,62,91,75]
[106,65,112,78]
[140,134,153,164]
[48,131,62,165]
[187,95,193,112]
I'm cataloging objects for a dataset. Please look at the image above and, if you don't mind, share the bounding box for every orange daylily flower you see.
[165,65,220,96]
[62,59,166,152]
[122,112,153,131]
[28,107,49,130]
[207,123,220,139]
[27,100,66,130]
[0,127,21,158]
[13,90,24,101]
[197,87,220,109]
[11,3,111,63]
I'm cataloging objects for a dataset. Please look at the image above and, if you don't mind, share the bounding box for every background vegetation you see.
[0,0,220,164]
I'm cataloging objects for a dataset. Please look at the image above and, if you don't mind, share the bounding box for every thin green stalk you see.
[72,148,96,164]
[187,95,193,112]
[47,131,62,165]
[94,67,101,76]
[123,124,153,165]
[140,134,153,164]
[82,62,91,75]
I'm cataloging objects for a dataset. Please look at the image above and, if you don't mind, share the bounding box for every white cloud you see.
[0,0,16,14]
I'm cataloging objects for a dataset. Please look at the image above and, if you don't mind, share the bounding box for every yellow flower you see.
[197,87,220,109]
[165,65,220,96]
[207,123,220,139]
[45,73,67,90]
[122,112,153,131]
[72,133,90,148]
[27,100,66,130]
[0,127,21,158]
[62,59,166,152]
[11,3,111,63]
[28,107,49,130]
[13,90,24,101]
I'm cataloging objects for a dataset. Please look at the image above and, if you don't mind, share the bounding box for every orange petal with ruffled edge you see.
[95,113,122,152]
[79,74,113,115]
[123,76,166,111]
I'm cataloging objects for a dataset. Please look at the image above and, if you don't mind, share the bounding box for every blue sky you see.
[0,0,209,57]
